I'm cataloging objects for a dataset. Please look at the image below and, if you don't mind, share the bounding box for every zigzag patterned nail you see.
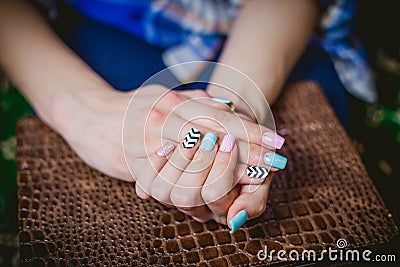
[182,128,201,148]
[246,166,269,179]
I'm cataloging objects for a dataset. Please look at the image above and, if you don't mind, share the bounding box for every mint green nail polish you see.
[229,210,248,233]
[200,132,217,151]
[264,152,287,169]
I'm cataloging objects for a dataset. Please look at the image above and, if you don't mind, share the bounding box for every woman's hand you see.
[0,0,287,231]
[133,128,279,225]
[175,90,286,229]
[129,88,286,227]
[60,85,283,182]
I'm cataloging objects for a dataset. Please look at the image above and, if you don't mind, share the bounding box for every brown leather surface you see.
[18,81,398,266]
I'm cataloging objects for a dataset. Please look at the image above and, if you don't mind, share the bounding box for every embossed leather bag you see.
[18,82,398,266]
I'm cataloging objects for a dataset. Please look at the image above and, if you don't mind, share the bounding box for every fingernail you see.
[182,128,201,148]
[212,97,235,111]
[156,142,175,157]
[229,210,248,233]
[200,132,217,151]
[263,152,287,169]
[262,132,285,149]
[219,134,235,153]
[246,166,269,179]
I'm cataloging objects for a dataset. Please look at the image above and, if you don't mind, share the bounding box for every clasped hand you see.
[64,84,285,230]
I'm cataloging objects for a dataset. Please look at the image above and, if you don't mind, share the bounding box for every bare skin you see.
[0,0,317,228]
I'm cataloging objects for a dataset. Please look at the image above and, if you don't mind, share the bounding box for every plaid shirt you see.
[38,0,376,103]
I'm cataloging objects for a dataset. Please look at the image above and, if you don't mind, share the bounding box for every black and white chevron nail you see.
[182,128,201,148]
[246,166,269,179]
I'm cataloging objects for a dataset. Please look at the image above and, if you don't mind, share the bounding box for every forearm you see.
[0,0,114,133]
[207,0,318,121]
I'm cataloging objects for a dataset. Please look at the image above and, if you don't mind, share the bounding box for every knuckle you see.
[215,110,229,123]
[255,200,267,215]
[135,186,151,200]
[233,199,247,210]
[170,188,199,208]
[248,144,263,164]
[148,108,165,124]
[150,181,171,203]
[191,152,215,169]
[164,91,185,106]
[244,123,259,137]
[201,186,224,204]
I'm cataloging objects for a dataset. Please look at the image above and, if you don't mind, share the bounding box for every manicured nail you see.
[200,132,217,151]
[246,166,269,179]
[262,132,285,149]
[212,97,235,111]
[263,152,287,169]
[156,142,175,157]
[219,134,235,153]
[182,128,201,148]
[229,210,248,233]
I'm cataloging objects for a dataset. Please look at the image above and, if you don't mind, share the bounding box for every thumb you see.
[226,175,273,233]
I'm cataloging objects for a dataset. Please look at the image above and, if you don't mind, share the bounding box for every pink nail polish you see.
[262,132,285,149]
[156,142,175,157]
[219,135,235,152]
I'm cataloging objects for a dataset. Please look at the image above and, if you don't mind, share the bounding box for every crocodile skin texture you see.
[18,82,398,266]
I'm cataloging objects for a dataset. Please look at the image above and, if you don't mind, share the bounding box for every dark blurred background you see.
[350,0,400,228]
[1,1,399,266]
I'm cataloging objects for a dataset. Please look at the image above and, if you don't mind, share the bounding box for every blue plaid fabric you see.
[37,0,376,103]
[314,0,377,102]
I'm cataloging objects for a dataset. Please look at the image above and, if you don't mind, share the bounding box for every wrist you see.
[47,80,120,140]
